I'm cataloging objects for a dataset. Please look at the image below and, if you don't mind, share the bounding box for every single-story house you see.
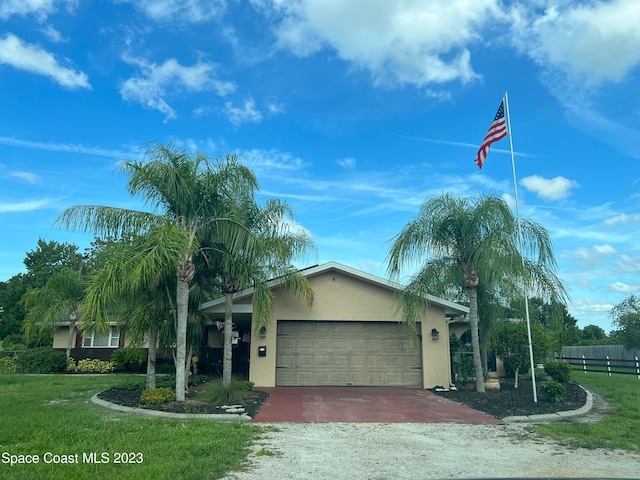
[53,261,470,387]
[200,262,469,389]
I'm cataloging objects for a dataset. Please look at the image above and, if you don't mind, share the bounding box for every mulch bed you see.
[433,377,587,418]
[98,377,587,420]
[97,385,270,418]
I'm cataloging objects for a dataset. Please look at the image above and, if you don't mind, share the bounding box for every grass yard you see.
[0,374,262,480]
[535,371,640,451]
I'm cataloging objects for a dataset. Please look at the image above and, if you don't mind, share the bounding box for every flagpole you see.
[503,91,538,402]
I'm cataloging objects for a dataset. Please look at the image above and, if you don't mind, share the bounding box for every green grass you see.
[534,372,640,451]
[0,374,262,479]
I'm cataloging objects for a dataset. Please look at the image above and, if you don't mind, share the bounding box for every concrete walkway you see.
[252,386,503,424]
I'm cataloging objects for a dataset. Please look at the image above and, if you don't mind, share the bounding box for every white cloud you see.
[520,175,578,201]
[511,0,640,86]
[604,213,640,227]
[40,25,66,43]
[608,281,637,294]
[239,148,307,171]
[9,171,40,183]
[337,157,356,168]
[117,0,226,23]
[0,0,59,19]
[224,97,263,126]
[0,136,139,159]
[0,34,90,89]
[256,0,500,87]
[569,244,617,267]
[120,56,235,120]
[0,198,53,213]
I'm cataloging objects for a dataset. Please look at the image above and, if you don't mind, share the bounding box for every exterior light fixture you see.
[259,326,267,338]
[431,328,439,340]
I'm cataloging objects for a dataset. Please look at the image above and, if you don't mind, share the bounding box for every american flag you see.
[474,101,508,169]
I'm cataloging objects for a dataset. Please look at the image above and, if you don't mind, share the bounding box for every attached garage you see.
[200,262,469,389]
[275,321,422,386]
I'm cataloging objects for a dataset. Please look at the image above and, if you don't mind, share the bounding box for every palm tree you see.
[57,142,258,401]
[386,193,566,393]
[23,268,85,360]
[209,195,316,386]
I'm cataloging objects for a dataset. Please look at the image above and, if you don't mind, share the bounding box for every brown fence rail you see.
[557,354,640,379]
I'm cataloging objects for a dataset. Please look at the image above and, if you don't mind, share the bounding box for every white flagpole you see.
[503,91,538,402]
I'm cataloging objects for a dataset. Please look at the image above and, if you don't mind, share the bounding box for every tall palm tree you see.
[386,193,566,393]
[22,268,85,360]
[209,195,316,386]
[57,143,258,401]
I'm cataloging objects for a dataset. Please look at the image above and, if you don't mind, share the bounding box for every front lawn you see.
[0,374,261,479]
[535,372,640,451]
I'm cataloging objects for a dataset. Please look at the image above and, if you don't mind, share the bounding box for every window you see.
[82,328,120,348]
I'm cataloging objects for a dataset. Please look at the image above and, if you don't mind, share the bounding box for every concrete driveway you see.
[252,386,502,423]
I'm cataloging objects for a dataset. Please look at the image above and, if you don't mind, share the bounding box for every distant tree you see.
[23,239,83,289]
[0,275,28,341]
[609,295,640,350]
[580,324,609,345]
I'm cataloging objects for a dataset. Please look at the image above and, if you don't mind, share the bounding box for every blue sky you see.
[1,0,639,333]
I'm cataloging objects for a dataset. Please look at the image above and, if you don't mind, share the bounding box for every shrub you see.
[140,387,175,405]
[0,356,16,374]
[544,361,572,383]
[67,357,77,372]
[111,348,145,370]
[15,348,67,374]
[197,379,253,406]
[540,380,566,402]
[75,359,115,374]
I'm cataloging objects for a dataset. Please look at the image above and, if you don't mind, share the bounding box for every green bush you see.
[75,359,115,374]
[0,356,16,373]
[111,348,145,369]
[544,361,572,383]
[196,379,253,406]
[540,380,566,402]
[140,387,176,405]
[15,348,67,374]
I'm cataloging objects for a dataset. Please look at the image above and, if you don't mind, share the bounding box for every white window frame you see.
[82,327,120,348]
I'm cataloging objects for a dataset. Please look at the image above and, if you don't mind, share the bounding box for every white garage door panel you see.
[276,321,422,386]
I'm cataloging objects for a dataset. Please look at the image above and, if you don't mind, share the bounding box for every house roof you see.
[199,261,469,316]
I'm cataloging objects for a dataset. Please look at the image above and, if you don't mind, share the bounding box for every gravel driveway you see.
[223,422,640,479]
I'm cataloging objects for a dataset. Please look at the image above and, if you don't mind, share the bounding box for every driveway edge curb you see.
[502,385,593,424]
[90,393,252,422]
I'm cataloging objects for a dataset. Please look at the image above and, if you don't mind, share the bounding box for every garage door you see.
[275,321,422,386]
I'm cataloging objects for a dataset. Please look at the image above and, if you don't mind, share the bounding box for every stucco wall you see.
[249,270,452,389]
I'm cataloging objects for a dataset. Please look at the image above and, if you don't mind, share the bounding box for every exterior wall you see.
[248,270,451,389]
[53,327,71,349]
[420,304,452,388]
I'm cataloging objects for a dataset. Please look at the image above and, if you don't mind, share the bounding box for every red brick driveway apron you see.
[252,387,502,424]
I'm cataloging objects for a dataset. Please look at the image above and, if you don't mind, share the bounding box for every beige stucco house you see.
[200,262,469,389]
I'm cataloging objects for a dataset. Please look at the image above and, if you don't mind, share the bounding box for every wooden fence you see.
[557,353,640,379]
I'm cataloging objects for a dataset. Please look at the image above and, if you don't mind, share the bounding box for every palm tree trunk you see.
[175,276,190,401]
[146,326,158,389]
[66,314,77,361]
[223,292,233,387]
[468,286,486,393]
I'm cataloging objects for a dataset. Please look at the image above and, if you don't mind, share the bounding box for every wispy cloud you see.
[9,171,40,183]
[397,134,533,158]
[120,56,236,120]
[0,136,139,159]
[0,198,55,213]
[224,97,263,126]
[337,157,356,168]
[0,34,90,89]
[117,0,227,24]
